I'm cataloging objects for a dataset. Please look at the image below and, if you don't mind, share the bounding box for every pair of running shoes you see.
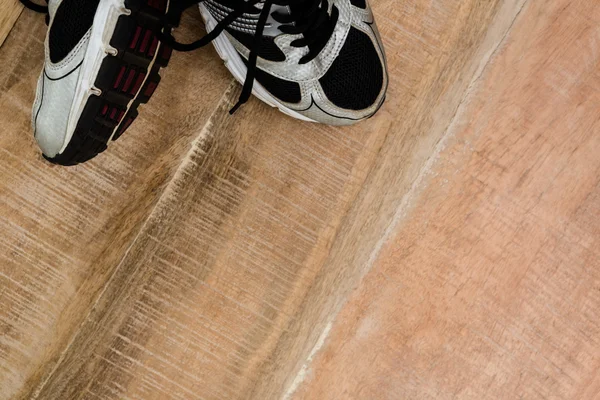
[20,0,388,165]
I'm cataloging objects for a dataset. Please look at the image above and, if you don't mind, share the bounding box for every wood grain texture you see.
[250,0,530,397]
[17,1,525,399]
[0,10,233,400]
[0,0,21,49]
[1,0,597,399]
[293,0,600,398]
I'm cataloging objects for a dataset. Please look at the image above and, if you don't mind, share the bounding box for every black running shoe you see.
[192,0,389,125]
[21,0,174,165]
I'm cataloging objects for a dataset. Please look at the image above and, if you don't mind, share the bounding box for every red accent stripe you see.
[148,0,165,10]
[121,117,135,134]
[121,69,136,93]
[117,110,125,122]
[110,108,117,120]
[139,30,152,53]
[160,45,172,62]
[101,104,109,116]
[144,81,158,97]
[130,26,142,50]
[130,72,147,95]
[148,37,159,58]
[114,66,126,89]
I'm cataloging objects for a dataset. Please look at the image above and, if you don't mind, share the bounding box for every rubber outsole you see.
[45,0,173,166]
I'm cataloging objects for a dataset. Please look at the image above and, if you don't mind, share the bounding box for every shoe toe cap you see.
[32,72,79,158]
[319,26,387,112]
[34,124,67,158]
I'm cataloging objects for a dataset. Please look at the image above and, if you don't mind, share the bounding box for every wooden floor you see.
[1,0,598,399]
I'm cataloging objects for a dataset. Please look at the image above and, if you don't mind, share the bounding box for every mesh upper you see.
[319,27,383,110]
[49,0,100,63]
[350,0,367,9]
[242,58,302,103]
[227,29,286,62]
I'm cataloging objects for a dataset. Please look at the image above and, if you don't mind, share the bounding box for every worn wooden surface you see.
[294,0,600,399]
[0,0,21,48]
[0,10,233,399]
[0,0,598,399]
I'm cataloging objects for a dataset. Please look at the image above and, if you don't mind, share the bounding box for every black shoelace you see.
[20,0,338,113]
[20,0,50,23]
[20,0,48,12]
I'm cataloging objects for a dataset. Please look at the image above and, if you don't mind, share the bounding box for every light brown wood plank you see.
[0,10,233,399]
[249,0,531,397]
[0,0,21,49]
[21,1,530,400]
[294,0,600,398]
